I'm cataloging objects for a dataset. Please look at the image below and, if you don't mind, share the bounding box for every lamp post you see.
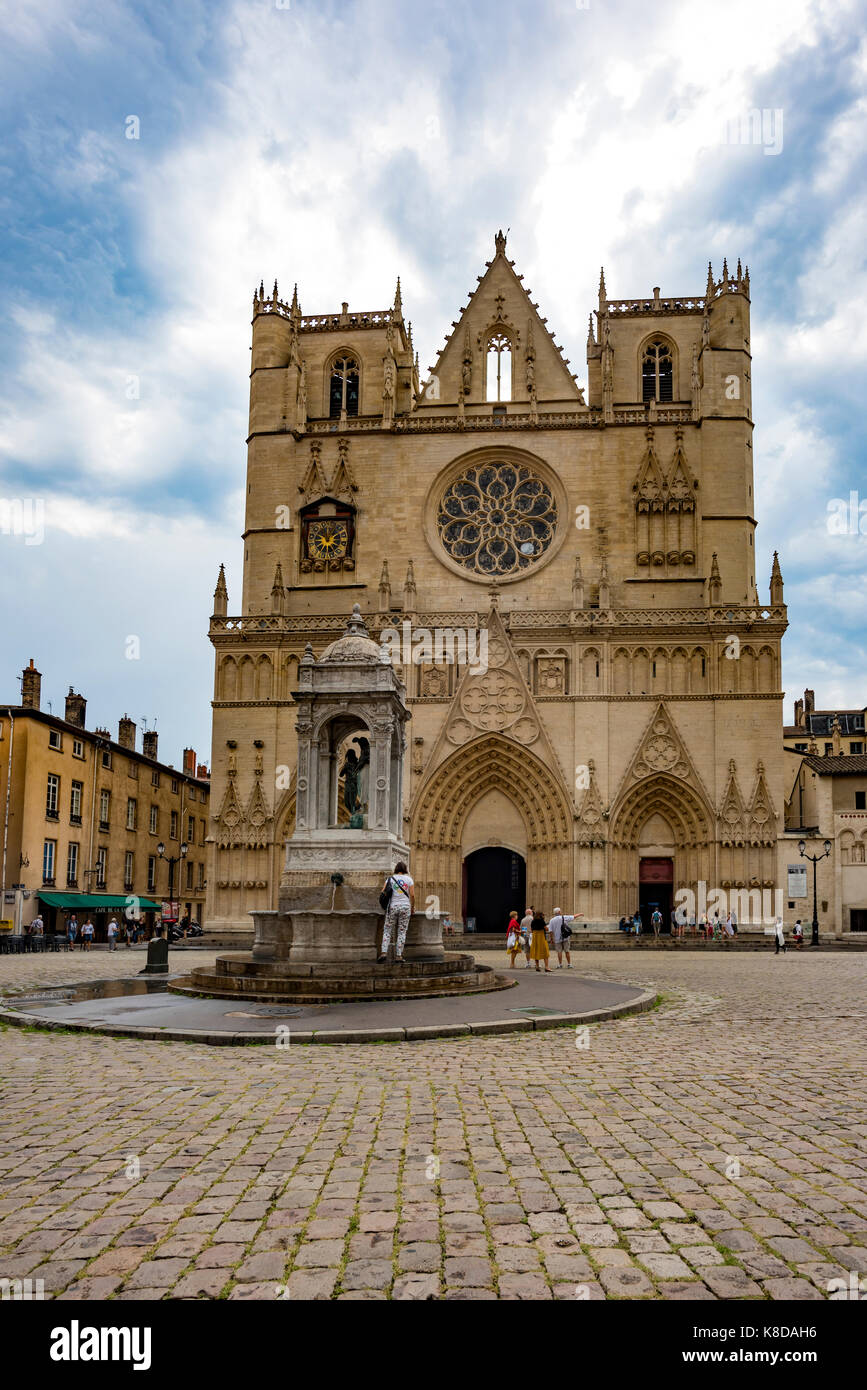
[157,841,187,927]
[798,837,832,948]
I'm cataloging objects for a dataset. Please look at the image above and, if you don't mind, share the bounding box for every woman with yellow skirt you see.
[529,912,553,973]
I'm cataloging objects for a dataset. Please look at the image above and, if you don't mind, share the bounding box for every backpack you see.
[379,876,396,912]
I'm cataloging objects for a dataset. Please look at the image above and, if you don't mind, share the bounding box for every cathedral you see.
[206,232,787,937]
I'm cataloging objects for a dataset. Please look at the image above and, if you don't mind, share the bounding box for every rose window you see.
[437,463,557,575]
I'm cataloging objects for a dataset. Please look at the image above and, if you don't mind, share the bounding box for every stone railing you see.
[603,296,706,316]
[253,298,393,331]
[302,404,693,434]
[211,605,786,638]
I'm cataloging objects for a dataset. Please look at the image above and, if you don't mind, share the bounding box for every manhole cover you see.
[510,1006,568,1017]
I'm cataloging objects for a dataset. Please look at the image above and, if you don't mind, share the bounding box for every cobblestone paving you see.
[1,948,865,1301]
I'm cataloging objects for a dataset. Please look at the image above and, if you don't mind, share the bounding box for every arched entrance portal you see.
[609,773,713,921]
[464,847,526,934]
[410,735,572,922]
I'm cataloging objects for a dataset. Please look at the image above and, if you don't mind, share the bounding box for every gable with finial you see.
[215,777,245,848]
[244,779,273,849]
[418,230,584,407]
[417,602,570,796]
[612,703,712,809]
[718,759,747,846]
[576,760,607,844]
[633,428,666,511]
[746,761,777,846]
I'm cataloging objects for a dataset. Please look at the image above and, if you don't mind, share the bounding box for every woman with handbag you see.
[378,861,414,963]
[506,910,521,967]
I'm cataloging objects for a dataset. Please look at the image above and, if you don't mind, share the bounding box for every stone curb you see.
[0,987,656,1046]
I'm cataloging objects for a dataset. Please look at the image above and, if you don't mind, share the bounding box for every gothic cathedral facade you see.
[206,232,787,937]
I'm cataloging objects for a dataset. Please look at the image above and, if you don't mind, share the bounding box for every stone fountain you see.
[173,605,506,1003]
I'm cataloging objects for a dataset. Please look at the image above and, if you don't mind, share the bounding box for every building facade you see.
[207,233,790,937]
[0,662,210,937]
[784,688,866,757]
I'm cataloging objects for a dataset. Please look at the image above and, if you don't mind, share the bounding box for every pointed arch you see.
[608,772,714,918]
[410,734,572,918]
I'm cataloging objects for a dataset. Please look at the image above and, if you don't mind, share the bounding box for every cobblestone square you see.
[1,948,865,1301]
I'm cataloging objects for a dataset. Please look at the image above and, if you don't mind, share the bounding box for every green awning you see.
[38,892,162,911]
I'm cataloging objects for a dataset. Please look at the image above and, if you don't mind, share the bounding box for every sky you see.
[0,0,865,765]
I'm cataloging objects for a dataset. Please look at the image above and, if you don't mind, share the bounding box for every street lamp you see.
[157,841,187,925]
[798,837,832,947]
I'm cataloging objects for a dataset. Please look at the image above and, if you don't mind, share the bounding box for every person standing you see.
[81,917,95,951]
[632,910,642,936]
[792,919,804,950]
[107,917,119,952]
[774,916,787,956]
[506,910,521,968]
[550,907,581,968]
[529,911,552,973]
[66,915,78,952]
[651,907,663,940]
[379,861,414,963]
[520,907,534,968]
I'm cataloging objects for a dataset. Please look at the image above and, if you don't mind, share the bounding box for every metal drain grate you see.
[509,1006,569,1017]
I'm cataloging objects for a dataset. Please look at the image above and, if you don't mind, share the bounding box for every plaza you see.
[1,946,865,1301]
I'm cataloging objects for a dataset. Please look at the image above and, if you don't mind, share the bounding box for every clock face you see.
[307,519,349,561]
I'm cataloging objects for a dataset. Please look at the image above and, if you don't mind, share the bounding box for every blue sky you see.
[0,0,865,763]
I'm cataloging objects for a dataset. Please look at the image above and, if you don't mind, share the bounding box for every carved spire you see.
[709,551,722,604]
[272,279,278,303]
[379,559,391,613]
[587,313,596,348]
[572,554,584,610]
[271,562,285,615]
[213,563,228,618]
[403,558,417,612]
[705,261,714,299]
[289,283,301,320]
[770,550,784,606]
[721,256,729,285]
[598,267,607,310]
[393,277,403,317]
[743,264,750,293]
[598,556,610,610]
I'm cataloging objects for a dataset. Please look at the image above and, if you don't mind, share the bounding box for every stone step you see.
[170,960,508,1002]
[214,950,477,980]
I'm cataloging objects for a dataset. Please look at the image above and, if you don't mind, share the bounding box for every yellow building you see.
[206,234,790,939]
[0,661,210,938]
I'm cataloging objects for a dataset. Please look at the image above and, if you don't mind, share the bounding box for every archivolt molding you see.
[411,734,571,852]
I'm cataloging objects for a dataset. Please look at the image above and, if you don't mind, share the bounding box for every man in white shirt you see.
[549,908,581,969]
[107,917,119,952]
[379,861,414,963]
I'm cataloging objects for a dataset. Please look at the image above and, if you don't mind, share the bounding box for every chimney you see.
[183,747,196,776]
[118,715,136,750]
[794,698,804,728]
[196,763,209,780]
[65,687,87,728]
[21,659,41,710]
[804,688,815,715]
[142,730,158,760]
